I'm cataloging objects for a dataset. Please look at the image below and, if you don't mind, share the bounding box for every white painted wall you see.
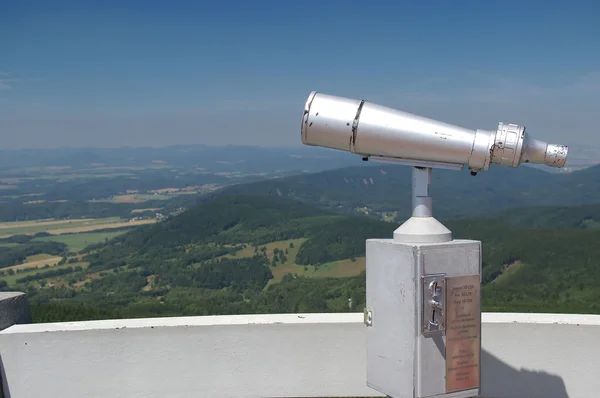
[1,312,599,398]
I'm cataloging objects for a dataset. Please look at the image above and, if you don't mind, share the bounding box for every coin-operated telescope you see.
[300,92,568,398]
[302,91,567,174]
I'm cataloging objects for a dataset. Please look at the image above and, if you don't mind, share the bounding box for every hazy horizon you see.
[2,1,599,150]
[0,142,597,172]
[1,141,599,152]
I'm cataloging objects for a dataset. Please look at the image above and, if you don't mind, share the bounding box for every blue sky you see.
[1,0,599,149]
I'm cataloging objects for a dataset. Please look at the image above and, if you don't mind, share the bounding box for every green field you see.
[490,261,524,283]
[15,172,135,181]
[581,219,600,229]
[267,256,366,284]
[133,194,172,201]
[131,207,162,214]
[91,193,173,203]
[0,220,144,289]
[25,253,57,262]
[0,217,122,237]
[0,261,90,286]
[33,230,129,252]
[217,238,366,285]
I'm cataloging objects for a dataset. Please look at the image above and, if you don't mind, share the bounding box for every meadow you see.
[33,230,130,252]
[91,193,190,204]
[0,218,118,236]
[1,262,90,286]
[0,218,148,289]
[0,217,155,238]
[219,238,366,286]
[6,254,63,271]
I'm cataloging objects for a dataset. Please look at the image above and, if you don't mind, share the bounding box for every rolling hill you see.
[216,163,600,221]
[6,194,600,323]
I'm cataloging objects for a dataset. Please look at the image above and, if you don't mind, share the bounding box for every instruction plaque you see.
[445,274,481,393]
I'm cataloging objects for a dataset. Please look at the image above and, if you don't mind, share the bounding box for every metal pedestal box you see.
[365,239,482,398]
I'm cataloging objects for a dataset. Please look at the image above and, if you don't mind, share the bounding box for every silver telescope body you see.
[301,91,568,172]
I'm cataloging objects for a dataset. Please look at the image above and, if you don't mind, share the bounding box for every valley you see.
[2,194,600,323]
[1,146,600,324]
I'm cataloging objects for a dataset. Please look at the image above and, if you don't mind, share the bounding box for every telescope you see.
[299,91,570,398]
[300,91,569,242]
[301,91,567,175]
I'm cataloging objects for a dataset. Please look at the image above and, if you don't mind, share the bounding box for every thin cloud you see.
[0,79,14,90]
[0,72,15,89]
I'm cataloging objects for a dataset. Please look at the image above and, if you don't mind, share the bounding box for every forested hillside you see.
[217,163,600,221]
[483,202,600,229]
[4,194,599,323]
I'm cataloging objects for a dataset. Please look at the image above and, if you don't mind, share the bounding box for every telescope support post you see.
[393,167,452,243]
[412,167,433,217]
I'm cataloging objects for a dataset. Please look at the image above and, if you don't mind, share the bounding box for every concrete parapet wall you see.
[0,312,599,398]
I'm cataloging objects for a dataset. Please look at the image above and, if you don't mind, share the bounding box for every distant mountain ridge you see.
[0,145,359,174]
[217,162,600,220]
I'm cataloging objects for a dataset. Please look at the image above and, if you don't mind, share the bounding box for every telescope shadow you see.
[480,348,569,398]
